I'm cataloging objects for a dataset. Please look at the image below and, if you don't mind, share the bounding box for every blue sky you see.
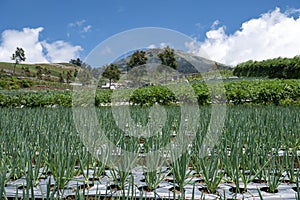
[0,0,300,65]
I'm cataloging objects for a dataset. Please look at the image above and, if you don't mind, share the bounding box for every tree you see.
[126,50,148,71]
[36,69,43,79]
[59,73,65,83]
[158,46,177,70]
[66,70,72,83]
[69,58,82,67]
[74,69,78,77]
[11,47,26,75]
[102,64,121,87]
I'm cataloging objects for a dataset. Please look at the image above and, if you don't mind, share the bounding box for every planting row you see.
[0,105,299,199]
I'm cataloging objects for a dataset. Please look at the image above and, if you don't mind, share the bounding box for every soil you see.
[106,184,122,191]
[229,186,247,193]
[72,183,94,191]
[193,179,206,184]
[65,195,114,200]
[260,186,279,193]
[138,185,156,192]
[292,187,300,192]
[88,177,101,182]
[168,186,183,195]
[199,187,210,194]
[252,179,267,184]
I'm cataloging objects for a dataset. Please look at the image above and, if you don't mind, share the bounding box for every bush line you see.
[0,79,300,107]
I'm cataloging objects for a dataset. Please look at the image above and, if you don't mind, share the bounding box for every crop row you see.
[0,105,299,199]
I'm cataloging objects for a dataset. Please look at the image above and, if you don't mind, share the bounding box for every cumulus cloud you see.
[188,8,300,66]
[42,40,82,63]
[0,27,82,63]
[211,20,221,29]
[0,27,48,63]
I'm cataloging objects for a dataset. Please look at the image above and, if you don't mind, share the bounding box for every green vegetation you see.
[0,77,73,90]
[129,85,177,106]
[0,105,299,199]
[0,77,34,90]
[1,47,300,199]
[126,50,148,71]
[102,64,121,86]
[0,90,72,107]
[0,62,79,84]
[1,79,299,107]
[225,79,300,105]
[11,47,26,75]
[69,58,82,67]
[233,56,300,79]
[158,46,178,69]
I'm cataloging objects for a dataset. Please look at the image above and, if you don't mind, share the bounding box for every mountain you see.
[113,48,230,74]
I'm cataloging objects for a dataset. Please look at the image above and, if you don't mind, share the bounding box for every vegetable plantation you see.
[0,105,300,199]
[1,79,300,107]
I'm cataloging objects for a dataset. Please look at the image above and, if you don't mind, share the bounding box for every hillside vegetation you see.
[233,56,300,79]
[0,62,79,80]
[0,62,79,89]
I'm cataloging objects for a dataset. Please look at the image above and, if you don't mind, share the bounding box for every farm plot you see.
[0,105,299,199]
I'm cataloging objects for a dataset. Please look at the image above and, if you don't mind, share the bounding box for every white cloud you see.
[82,25,92,33]
[188,8,300,66]
[159,42,169,48]
[0,27,83,63]
[0,27,48,63]
[146,43,174,49]
[68,20,86,27]
[42,40,82,63]
[211,20,221,29]
[285,8,300,16]
[147,44,156,49]
[68,19,92,36]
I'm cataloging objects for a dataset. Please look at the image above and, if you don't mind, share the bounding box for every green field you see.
[0,105,299,199]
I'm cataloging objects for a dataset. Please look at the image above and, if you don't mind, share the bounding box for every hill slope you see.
[0,62,79,81]
[113,48,231,73]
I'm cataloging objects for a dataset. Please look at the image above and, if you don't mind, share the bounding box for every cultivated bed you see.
[0,105,299,199]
